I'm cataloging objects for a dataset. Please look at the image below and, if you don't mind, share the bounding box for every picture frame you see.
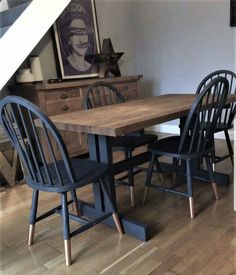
[230,0,236,27]
[53,0,100,79]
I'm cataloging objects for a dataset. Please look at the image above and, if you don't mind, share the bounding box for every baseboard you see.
[147,124,234,141]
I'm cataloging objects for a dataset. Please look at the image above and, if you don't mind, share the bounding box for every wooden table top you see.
[50,94,236,137]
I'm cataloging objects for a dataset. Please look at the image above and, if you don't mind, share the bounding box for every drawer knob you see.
[62,105,69,111]
[61,94,68,99]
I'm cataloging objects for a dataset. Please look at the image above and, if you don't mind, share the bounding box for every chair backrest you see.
[179,77,229,155]
[0,96,75,188]
[196,70,236,126]
[84,81,125,109]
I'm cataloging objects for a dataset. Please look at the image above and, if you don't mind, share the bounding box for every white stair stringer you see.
[0,0,71,91]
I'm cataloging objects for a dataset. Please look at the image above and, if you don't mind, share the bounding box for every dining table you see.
[50,93,236,241]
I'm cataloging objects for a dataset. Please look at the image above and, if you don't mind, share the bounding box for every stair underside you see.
[0,1,32,38]
[7,0,31,9]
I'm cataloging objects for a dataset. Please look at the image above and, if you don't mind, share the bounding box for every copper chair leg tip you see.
[28,224,35,246]
[66,260,72,266]
[112,213,124,234]
[189,197,194,219]
[64,240,72,266]
[130,187,135,207]
[212,182,220,201]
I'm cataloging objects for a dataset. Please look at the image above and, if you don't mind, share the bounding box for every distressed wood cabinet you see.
[12,75,143,157]
[0,127,23,186]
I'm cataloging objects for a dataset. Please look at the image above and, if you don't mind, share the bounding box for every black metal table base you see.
[86,133,151,241]
[80,201,149,241]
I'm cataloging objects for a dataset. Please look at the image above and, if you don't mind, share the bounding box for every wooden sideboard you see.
[11,75,143,157]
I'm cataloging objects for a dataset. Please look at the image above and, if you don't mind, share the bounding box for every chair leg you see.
[224,130,234,166]
[154,156,165,187]
[129,186,135,208]
[28,190,39,246]
[143,153,155,205]
[64,239,71,267]
[189,197,194,219]
[112,213,124,235]
[212,163,216,173]
[71,190,80,216]
[61,192,72,266]
[125,151,135,207]
[186,160,194,219]
[172,158,178,186]
[211,182,219,201]
[211,138,216,172]
[99,179,124,234]
[205,156,219,201]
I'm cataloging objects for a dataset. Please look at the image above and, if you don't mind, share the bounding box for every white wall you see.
[31,31,58,80]
[135,0,234,95]
[96,0,137,75]
[234,0,236,75]
[133,0,235,132]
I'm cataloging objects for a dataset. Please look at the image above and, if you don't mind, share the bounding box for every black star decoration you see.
[86,38,124,78]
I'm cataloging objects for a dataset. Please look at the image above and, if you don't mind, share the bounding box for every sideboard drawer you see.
[46,98,82,115]
[45,88,81,101]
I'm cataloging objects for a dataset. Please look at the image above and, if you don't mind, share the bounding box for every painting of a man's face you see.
[69,18,89,57]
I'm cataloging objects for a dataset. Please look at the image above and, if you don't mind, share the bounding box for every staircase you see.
[0,0,71,91]
[0,0,32,38]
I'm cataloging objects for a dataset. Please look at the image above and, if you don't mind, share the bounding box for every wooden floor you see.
[0,137,236,275]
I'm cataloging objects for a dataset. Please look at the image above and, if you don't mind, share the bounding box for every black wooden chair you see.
[143,77,229,218]
[0,96,123,266]
[84,81,158,207]
[196,70,236,168]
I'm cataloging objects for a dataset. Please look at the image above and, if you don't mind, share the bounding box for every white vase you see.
[30,56,43,82]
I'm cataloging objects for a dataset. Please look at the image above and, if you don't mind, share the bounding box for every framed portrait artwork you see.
[230,0,236,27]
[54,0,100,79]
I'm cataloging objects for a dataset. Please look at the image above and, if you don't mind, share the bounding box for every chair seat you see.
[112,134,157,152]
[26,158,108,193]
[148,136,213,159]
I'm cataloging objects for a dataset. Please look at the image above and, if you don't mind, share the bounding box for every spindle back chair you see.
[143,77,229,218]
[84,82,158,207]
[0,96,123,266]
[196,70,236,166]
